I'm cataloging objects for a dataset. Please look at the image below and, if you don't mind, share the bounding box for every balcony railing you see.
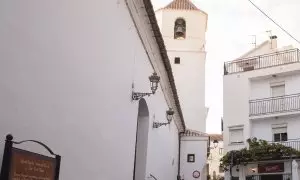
[224,48,300,75]
[249,93,300,116]
[270,139,300,151]
[246,174,292,180]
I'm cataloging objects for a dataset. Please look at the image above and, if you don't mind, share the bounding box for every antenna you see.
[266,30,272,36]
[249,35,257,48]
[266,30,273,47]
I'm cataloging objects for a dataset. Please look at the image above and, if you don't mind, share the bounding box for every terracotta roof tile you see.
[208,134,223,141]
[182,129,208,137]
[163,0,199,11]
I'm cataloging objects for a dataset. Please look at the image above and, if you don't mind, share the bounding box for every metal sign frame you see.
[0,134,61,180]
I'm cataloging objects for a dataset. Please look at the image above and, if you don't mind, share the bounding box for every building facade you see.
[223,36,300,180]
[0,0,208,180]
[208,134,224,180]
[156,1,209,179]
[155,0,208,133]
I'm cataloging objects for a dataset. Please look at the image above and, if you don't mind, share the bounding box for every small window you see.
[174,57,180,64]
[219,148,223,155]
[187,154,195,163]
[229,127,244,144]
[273,126,287,142]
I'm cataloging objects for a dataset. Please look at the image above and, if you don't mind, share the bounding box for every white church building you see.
[0,0,208,180]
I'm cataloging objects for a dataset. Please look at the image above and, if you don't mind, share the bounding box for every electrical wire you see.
[248,0,300,45]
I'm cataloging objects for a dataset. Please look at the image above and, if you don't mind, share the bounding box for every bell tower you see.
[156,0,208,132]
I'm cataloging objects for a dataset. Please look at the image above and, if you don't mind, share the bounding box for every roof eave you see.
[143,0,186,132]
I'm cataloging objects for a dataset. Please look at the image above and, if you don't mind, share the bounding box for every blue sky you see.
[151,0,300,133]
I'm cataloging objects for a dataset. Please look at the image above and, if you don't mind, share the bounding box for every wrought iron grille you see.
[249,93,300,116]
[268,139,300,151]
[224,48,300,75]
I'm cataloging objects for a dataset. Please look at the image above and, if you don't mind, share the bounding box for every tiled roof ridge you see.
[164,0,199,11]
[208,134,223,141]
[182,129,208,137]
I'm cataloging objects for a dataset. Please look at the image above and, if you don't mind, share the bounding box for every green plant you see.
[220,138,300,170]
[207,175,211,180]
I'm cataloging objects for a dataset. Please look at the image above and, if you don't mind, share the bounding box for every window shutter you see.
[230,129,243,143]
[272,127,287,134]
[271,85,285,97]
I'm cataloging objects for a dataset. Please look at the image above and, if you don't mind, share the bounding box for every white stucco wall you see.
[0,0,181,180]
[223,73,250,152]
[169,51,206,132]
[181,136,208,180]
[156,9,207,133]
[250,73,300,100]
[251,115,300,141]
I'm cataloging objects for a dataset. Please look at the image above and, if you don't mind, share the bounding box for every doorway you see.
[133,98,150,180]
[261,174,283,180]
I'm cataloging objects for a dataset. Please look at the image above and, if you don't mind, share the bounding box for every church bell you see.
[175,26,185,37]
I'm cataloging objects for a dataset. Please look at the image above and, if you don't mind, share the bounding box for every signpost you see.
[0,134,61,180]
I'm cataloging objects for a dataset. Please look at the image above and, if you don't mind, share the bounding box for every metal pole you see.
[54,155,61,180]
[230,152,233,180]
[0,134,14,180]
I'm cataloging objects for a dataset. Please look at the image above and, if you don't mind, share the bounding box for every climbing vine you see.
[220,138,300,170]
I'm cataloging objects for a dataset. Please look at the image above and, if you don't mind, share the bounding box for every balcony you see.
[249,93,300,117]
[224,48,300,75]
[270,139,300,151]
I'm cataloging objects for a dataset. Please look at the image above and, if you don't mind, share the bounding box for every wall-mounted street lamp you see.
[132,72,160,101]
[209,139,219,149]
[213,140,219,148]
[153,108,174,128]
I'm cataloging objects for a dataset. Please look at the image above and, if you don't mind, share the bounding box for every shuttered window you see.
[271,84,285,97]
[272,127,287,142]
[229,128,243,144]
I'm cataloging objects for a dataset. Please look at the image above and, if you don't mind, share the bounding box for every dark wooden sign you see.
[0,135,61,180]
[258,163,284,173]
[9,148,56,180]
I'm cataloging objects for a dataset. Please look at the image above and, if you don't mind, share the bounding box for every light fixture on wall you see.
[132,72,160,101]
[213,140,219,148]
[153,108,174,128]
[209,139,219,149]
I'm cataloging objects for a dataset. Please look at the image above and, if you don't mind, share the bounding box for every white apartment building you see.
[223,36,300,180]
[207,134,224,180]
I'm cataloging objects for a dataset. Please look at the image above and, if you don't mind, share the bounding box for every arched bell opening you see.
[174,18,186,40]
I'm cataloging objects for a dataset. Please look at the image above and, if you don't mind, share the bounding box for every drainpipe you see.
[178,132,183,180]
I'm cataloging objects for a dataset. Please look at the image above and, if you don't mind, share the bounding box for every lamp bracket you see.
[153,122,170,128]
[132,92,153,101]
